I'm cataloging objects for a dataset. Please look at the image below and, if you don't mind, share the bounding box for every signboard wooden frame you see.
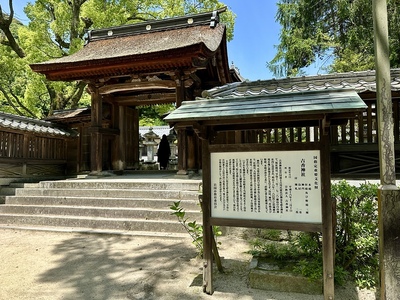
[201,135,334,299]
[210,145,322,227]
[165,89,366,300]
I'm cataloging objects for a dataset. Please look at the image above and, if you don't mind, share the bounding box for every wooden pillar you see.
[373,1,400,298]
[177,128,188,175]
[88,83,103,174]
[201,136,213,294]
[132,107,140,169]
[112,103,125,171]
[22,134,28,175]
[196,133,202,170]
[77,127,82,173]
[175,71,189,175]
[235,130,242,143]
[175,71,185,109]
[321,120,335,300]
[187,129,196,170]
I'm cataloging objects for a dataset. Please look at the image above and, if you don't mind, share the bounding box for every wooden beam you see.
[210,218,322,232]
[88,127,119,135]
[112,93,176,106]
[209,142,321,153]
[98,81,176,95]
[213,120,321,132]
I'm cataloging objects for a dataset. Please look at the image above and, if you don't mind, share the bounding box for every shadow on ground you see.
[1,229,379,300]
[38,234,201,300]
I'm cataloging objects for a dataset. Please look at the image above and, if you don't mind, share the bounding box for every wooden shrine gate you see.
[31,9,238,175]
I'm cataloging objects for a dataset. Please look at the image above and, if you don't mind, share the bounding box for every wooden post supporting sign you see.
[201,136,213,294]
[201,128,335,298]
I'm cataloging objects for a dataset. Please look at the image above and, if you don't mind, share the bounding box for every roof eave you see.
[31,44,216,81]
[165,89,367,127]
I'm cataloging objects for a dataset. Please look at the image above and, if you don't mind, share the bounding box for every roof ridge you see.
[88,8,227,42]
[203,69,400,98]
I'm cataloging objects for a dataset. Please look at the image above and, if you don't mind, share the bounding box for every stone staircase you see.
[0,177,202,236]
[0,182,24,204]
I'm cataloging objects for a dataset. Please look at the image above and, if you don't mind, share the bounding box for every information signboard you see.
[210,150,322,223]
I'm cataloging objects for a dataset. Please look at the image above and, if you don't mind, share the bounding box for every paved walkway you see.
[0,228,377,300]
[75,170,202,181]
[0,172,377,299]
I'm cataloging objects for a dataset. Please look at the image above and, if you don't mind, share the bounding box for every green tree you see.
[0,0,235,118]
[268,0,400,77]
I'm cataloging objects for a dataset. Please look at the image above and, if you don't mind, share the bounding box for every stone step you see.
[14,188,199,200]
[39,179,201,191]
[0,182,40,204]
[0,213,188,233]
[0,177,203,235]
[0,186,17,195]
[0,224,189,238]
[0,205,200,221]
[1,182,40,194]
[5,196,199,210]
[0,176,69,186]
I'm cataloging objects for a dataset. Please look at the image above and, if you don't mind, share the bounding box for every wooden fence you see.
[0,130,68,178]
[214,96,400,178]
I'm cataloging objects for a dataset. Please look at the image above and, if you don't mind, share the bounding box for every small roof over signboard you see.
[165,88,367,130]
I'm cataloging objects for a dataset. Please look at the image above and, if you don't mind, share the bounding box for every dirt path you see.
[0,228,376,300]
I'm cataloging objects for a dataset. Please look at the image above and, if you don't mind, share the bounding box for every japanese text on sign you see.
[211,150,322,223]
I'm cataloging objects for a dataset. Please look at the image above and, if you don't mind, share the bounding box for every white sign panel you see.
[210,150,322,223]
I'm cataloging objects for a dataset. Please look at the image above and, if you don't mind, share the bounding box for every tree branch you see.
[0,84,25,116]
[69,81,87,108]
[8,87,36,118]
[0,0,26,58]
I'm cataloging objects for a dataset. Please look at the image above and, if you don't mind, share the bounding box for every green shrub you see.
[332,180,379,288]
[249,180,379,289]
[169,200,222,257]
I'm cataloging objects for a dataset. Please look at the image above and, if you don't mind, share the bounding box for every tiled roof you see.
[32,23,225,66]
[30,10,227,81]
[202,69,400,99]
[45,107,91,123]
[165,88,366,123]
[139,126,172,138]
[0,112,76,137]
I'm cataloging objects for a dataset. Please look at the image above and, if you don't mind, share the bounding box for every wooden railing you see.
[0,131,68,178]
[330,97,400,145]
[213,97,400,178]
[331,99,377,145]
[255,127,320,144]
[329,97,400,178]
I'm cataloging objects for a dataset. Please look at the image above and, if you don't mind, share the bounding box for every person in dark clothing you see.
[157,134,171,170]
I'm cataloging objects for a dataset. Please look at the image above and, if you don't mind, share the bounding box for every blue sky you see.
[224,1,281,80]
[0,0,326,81]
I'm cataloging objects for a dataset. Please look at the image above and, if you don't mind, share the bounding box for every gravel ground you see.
[0,228,377,300]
